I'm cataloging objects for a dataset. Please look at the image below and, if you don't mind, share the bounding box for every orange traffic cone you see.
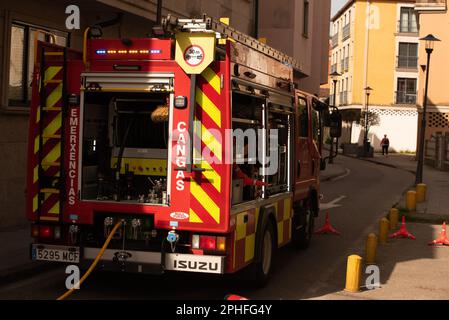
[315,212,341,235]
[389,216,416,240]
[225,294,248,300]
[429,222,449,246]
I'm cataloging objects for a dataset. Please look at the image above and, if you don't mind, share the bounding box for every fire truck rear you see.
[26,15,337,285]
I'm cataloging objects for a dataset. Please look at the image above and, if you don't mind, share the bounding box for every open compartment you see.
[81,91,170,205]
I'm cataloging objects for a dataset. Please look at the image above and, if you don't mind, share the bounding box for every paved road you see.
[0,157,413,300]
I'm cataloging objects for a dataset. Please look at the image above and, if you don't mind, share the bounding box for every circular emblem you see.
[184,45,205,67]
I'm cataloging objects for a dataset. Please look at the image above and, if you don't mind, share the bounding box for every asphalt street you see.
[0,156,413,300]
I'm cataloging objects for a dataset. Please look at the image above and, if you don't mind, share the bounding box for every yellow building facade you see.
[331,0,419,152]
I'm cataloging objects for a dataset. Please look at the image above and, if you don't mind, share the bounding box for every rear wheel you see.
[247,222,275,287]
[292,199,315,250]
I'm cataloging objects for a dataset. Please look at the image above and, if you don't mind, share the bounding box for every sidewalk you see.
[0,225,53,285]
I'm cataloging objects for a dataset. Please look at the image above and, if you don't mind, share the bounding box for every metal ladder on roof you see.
[161,14,302,71]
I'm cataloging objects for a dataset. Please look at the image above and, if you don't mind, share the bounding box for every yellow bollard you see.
[406,190,417,212]
[416,184,427,203]
[345,255,362,293]
[365,233,378,265]
[389,208,399,230]
[379,218,390,245]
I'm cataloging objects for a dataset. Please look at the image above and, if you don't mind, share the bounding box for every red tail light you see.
[39,226,53,238]
[199,236,216,251]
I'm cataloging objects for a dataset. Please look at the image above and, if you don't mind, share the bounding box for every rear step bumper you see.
[32,244,225,275]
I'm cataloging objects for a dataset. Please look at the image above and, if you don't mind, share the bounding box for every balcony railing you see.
[415,0,447,11]
[396,91,417,104]
[344,57,349,72]
[332,33,339,48]
[397,55,418,70]
[397,20,419,34]
[342,24,351,41]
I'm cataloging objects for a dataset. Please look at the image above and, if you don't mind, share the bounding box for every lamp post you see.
[363,86,373,156]
[415,34,440,185]
[329,71,341,164]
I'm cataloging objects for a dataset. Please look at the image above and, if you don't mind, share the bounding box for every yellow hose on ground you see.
[57,220,123,300]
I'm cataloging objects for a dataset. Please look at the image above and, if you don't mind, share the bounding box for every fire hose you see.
[56,220,124,300]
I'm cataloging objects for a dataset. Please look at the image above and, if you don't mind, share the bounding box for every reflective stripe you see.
[202,67,221,95]
[189,208,203,223]
[46,83,63,108]
[190,179,220,223]
[200,161,221,193]
[195,88,221,128]
[44,66,62,83]
[201,124,222,162]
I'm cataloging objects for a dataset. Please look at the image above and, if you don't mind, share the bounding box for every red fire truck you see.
[26,15,340,285]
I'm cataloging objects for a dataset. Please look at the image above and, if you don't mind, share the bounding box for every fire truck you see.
[26,15,341,286]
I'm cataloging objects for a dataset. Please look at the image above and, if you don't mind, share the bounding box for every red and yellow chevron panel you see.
[189,63,227,227]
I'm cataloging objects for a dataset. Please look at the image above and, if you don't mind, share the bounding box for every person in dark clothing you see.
[380,134,390,156]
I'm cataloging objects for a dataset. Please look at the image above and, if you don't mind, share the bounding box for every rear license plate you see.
[31,244,80,263]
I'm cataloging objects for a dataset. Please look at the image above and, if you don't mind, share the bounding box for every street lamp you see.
[415,34,440,185]
[329,71,341,164]
[363,86,373,156]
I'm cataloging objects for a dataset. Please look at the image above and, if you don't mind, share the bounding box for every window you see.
[398,42,418,69]
[399,7,418,33]
[303,0,309,37]
[8,22,68,108]
[396,78,417,104]
[298,98,309,137]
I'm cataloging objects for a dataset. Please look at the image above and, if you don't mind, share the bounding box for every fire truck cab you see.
[26,15,338,285]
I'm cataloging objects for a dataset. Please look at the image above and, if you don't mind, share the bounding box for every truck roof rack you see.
[161,14,302,71]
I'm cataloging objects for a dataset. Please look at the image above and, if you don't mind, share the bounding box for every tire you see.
[247,222,275,288]
[292,199,315,250]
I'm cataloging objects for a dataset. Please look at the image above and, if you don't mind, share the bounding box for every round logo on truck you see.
[184,45,205,67]
[170,212,189,220]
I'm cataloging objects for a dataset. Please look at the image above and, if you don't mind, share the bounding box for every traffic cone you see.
[315,212,341,235]
[389,216,416,240]
[225,294,248,300]
[429,222,449,246]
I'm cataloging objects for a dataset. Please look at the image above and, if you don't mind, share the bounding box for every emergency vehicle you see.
[26,15,340,285]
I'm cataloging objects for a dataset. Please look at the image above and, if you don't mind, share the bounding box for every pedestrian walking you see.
[380,134,390,156]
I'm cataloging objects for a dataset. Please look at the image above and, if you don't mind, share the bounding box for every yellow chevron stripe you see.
[189,208,203,223]
[45,66,62,82]
[195,88,221,128]
[34,136,40,154]
[202,67,221,95]
[190,179,220,223]
[48,201,60,215]
[33,195,39,213]
[46,83,63,108]
[201,124,222,162]
[33,166,39,184]
[200,161,221,193]
[43,113,62,143]
[36,106,40,124]
[42,142,61,170]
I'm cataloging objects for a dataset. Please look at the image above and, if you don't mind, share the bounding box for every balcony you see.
[415,0,447,11]
[396,91,417,104]
[344,57,349,72]
[397,55,418,70]
[332,33,339,48]
[397,20,419,34]
[342,24,351,41]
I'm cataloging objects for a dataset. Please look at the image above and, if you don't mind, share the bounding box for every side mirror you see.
[329,112,342,138]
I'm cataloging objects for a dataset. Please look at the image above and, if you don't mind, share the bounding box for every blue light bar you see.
[96,49,106,54]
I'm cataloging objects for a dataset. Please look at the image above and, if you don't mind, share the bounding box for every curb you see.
[341,153,416,175]
[320,166,348,182]
[0,261,60,286]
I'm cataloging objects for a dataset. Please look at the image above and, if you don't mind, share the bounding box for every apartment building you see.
[0,0,330,227]
[330,0,419,152]
[414,0,449,140]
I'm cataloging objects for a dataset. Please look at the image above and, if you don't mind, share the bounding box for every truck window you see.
[312,110,320,142]
[298,97,309,138]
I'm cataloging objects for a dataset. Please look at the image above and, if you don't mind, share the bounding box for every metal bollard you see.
[345,255,362,293]
[406,190,417,212]
[379,218,390,245]
[389,208,399,230]
[365,233,378,265]
[416,184,427,203]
